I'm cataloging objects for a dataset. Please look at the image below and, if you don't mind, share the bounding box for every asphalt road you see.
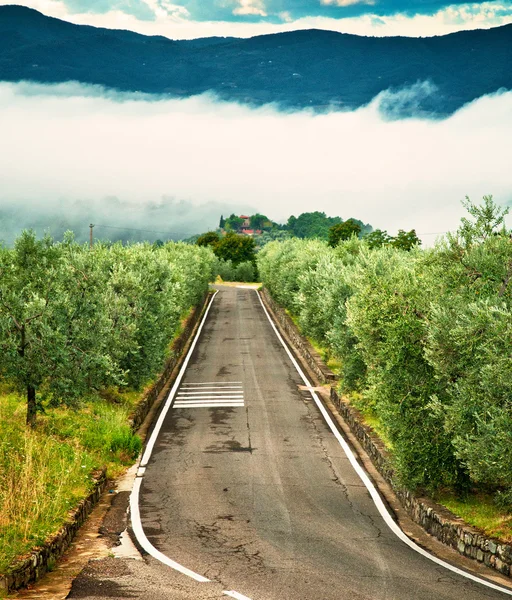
[69,286,511,600]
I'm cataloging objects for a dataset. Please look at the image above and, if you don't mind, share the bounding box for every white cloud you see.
[0,81,510,244]
[1,0,511,38]
[233,0,267,17]
[321,0,375,8]
[142,0,190,19]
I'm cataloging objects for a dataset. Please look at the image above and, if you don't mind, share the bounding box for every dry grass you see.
[0,384,141,573]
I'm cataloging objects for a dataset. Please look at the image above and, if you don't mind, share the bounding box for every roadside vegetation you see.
[0,235,213,574]
[197,230,258,282]
[257,196,512,540]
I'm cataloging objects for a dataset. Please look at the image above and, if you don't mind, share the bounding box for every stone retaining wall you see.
[0,470,107,594]
[0,292,211,595]
[261,287,512,579]
[261,288,335,383]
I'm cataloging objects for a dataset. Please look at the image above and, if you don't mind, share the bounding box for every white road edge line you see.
[129,292,220,583]
[130,478,209,582]
[139,291,218,468]
[130,290,253,598]
[256,290,512,597]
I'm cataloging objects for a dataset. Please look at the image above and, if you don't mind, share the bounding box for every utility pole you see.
[89,224,95,249]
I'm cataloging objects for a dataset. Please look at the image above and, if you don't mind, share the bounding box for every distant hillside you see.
[1,5,511,115]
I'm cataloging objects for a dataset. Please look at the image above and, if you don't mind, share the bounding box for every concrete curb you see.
[0,292,212,596]
[260,287,512,579]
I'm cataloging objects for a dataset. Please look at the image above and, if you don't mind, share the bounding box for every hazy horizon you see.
[0,80,510,247]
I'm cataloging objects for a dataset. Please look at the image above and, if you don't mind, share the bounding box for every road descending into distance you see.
[72,286,512,600]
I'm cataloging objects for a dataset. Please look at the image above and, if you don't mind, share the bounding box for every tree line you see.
[258,197,512,509]
[0,233,213,426]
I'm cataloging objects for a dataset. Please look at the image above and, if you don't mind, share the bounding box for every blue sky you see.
[3,0,512,38]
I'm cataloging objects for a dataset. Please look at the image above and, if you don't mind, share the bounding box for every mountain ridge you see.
[1,5,511,115]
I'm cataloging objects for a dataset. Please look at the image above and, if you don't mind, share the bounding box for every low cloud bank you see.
[0,81,510,245]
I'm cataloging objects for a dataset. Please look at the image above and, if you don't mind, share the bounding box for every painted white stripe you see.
[179,387,243,391]
[179,390,243,394]
[174,403,245,409]
[181,381,242,385]
[257,290,512,597]
[223,591,253,600]
[177,395,244,400]
[177,391,244,396]
[175,398,244,403]
[174,400,244,404]
[130,478,209,582]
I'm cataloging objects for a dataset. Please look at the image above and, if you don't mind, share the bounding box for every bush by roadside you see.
[257,196,512,538]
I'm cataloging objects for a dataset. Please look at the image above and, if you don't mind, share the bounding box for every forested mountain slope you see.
[1,5,511,114]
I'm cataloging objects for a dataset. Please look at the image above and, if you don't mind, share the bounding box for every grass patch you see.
[438,491,512,542]
[0,384,142,574]
[307,337,342,375]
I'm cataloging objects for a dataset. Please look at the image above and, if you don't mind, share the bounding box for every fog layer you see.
[0,81,510,245]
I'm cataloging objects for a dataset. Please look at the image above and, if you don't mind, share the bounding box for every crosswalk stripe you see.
[174,382,245,410]
[177,395,243,399]
[177,391,244,395]
[174,403,245,409]
[175,398,243,403]
[181,381,242,385]
[180,385,244,391]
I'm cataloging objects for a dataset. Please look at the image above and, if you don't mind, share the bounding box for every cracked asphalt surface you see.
[68,287,510,599]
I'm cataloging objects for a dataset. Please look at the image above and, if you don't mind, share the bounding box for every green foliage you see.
[363,229,392,249]
[254,229,292,249]
[212,258,257,282]
[286,212,371,241]
[213,232,256,266]
[249,213,272,230]
[458,194,509,246]
[390,229,421,251]
[223,214,244,232]
[345,247,462,489]
[258,196,512,502]
[0,382,144,573]
[328,219,362,247]
[286,212,341,240]
[363,228,420,251]
[196,231,220,247]
[0,233,214,424]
